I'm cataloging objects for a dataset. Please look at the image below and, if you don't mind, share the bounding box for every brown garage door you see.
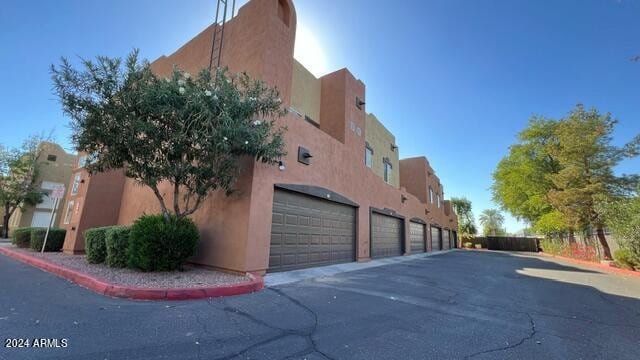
[371,213,403,258]
[269,189,356,272]
[443,229,450,250]
[431,226,442,251]
[409,222,426,253]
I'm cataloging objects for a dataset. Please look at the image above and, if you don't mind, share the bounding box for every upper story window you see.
[78,155,87,168]
[429,187,434,204]
[47,154,57,162]
[437,194,441,208]
[365,146,373,168]
[383,160,392,184]
[71,173,81,195]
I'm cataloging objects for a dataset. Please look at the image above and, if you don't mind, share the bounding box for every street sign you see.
[51,185,65,199]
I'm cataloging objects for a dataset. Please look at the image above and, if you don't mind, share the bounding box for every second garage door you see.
[269,189,356,272]
[371,213,403,258]
[409,222,426,253]
[431,226,442,251]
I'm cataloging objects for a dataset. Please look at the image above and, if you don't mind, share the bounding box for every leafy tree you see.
[531,210,569,238]
[492,117,560,226]
[450,197,477,241]
[546,105,639,259]
[596,192,640,265]
[52,50,287,221]
[0,136,46,238]
[478,209,505,236]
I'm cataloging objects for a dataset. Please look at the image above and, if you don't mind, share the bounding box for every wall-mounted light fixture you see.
[401,195,408,203]
[391,144,398,151]
[278,161,286,171]
[298,147,312,165]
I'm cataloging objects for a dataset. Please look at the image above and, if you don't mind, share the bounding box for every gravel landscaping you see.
[5,246,251,288]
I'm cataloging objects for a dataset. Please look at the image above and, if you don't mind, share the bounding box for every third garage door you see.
[269,189,356,272]
[409,221,426,253]
[442,229,450,250]
[431,226,442,251]
[371,212,403,258]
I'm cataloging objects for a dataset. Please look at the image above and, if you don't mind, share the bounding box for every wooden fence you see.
[473,236,540,252]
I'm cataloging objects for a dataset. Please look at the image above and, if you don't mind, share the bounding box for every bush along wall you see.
[105,226,130,268]
[12,227,38,248]
[84,226,116,264]
[30,228,66,252]
[128,214,199,272]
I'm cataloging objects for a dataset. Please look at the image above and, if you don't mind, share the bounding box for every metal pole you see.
[41,197,58,253]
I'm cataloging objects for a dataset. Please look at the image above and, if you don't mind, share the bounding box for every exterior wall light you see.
[401,195,408,203]
[278,161,286,171]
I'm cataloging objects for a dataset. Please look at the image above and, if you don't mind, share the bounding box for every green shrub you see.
[30,228,66,252]
[613,248,638,270]
[12,227,39,248]
[540,239,568,256]
[84,226,115,264]
[128,214,199,272]
[463,242,473,249]
[105,227,130,268]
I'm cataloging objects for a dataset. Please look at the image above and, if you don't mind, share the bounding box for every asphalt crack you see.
[464,313,536,359]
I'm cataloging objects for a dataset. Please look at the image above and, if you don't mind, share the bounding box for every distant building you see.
[8,142,76,234]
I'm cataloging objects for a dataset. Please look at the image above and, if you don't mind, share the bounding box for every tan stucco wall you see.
[365,114,399,188]
[290,60,321,124]
[9,142,76,234]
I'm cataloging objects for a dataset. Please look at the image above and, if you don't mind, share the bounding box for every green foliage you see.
[451,197,477,238]
[539,239,569,256]
[532,210,569,237]
[0,136,49,238]
[12,227,39,248]
[613,248,638,270]
[84,227,114,264]
[596,194,640,266]
[128,214,199,272]
[52,50,287,221]
[463,242,473,249]
[105,227,130,268]
[29,228,66,252]
[478,209,505,236]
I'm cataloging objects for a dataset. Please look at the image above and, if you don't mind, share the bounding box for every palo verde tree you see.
[546,105,639,259]
[450,197,477,242]
[52,50,287,222]
[0,136,46,238]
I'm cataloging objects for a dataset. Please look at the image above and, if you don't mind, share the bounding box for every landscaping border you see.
[538,252,640,278]
[0,246,264,300]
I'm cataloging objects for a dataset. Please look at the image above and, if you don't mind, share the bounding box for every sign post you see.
[41,185,65,253]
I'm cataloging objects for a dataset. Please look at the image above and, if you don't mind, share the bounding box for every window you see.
[71,173,81,195]
[47,154,57,162]
[437,194,441,208]
[384,162,392,184]
[429,187,434,204]
[78,155,87,168]
[63,201,74,224]
[365,145,373,168]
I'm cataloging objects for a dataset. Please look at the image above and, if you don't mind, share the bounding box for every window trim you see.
[383,161,393,184]
[71,173,81,195]
[365,143,374,168]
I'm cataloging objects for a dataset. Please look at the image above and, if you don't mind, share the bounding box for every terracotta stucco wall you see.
[365,113,400,188]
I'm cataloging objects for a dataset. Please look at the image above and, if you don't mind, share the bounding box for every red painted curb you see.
[0,246,264,300]
[539,252,640,278]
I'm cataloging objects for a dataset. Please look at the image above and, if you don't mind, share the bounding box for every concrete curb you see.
[0,246,264,300]
[538,252,640,278]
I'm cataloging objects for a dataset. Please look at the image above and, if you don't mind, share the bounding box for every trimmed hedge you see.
[30,228,66,252]
[128,214,199,272]
[84,226,115,264]
[12,227,40,248]
[105,227,130,268]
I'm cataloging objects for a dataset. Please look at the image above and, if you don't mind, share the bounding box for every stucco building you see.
[8,142,76,234]
[60,0,458,274]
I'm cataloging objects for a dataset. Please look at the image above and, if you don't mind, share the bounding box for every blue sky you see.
[1,0,639,232]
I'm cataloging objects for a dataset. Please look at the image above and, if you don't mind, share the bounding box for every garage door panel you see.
[431,226,442,251]
[410,222,426,253]
[443,230,450,250]
[269,189,356,272]
[371,213,403,259]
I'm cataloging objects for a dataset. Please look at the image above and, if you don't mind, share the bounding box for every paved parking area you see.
[1,250,639,359]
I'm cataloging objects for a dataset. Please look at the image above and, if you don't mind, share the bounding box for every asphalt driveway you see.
[1,250,639,360]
